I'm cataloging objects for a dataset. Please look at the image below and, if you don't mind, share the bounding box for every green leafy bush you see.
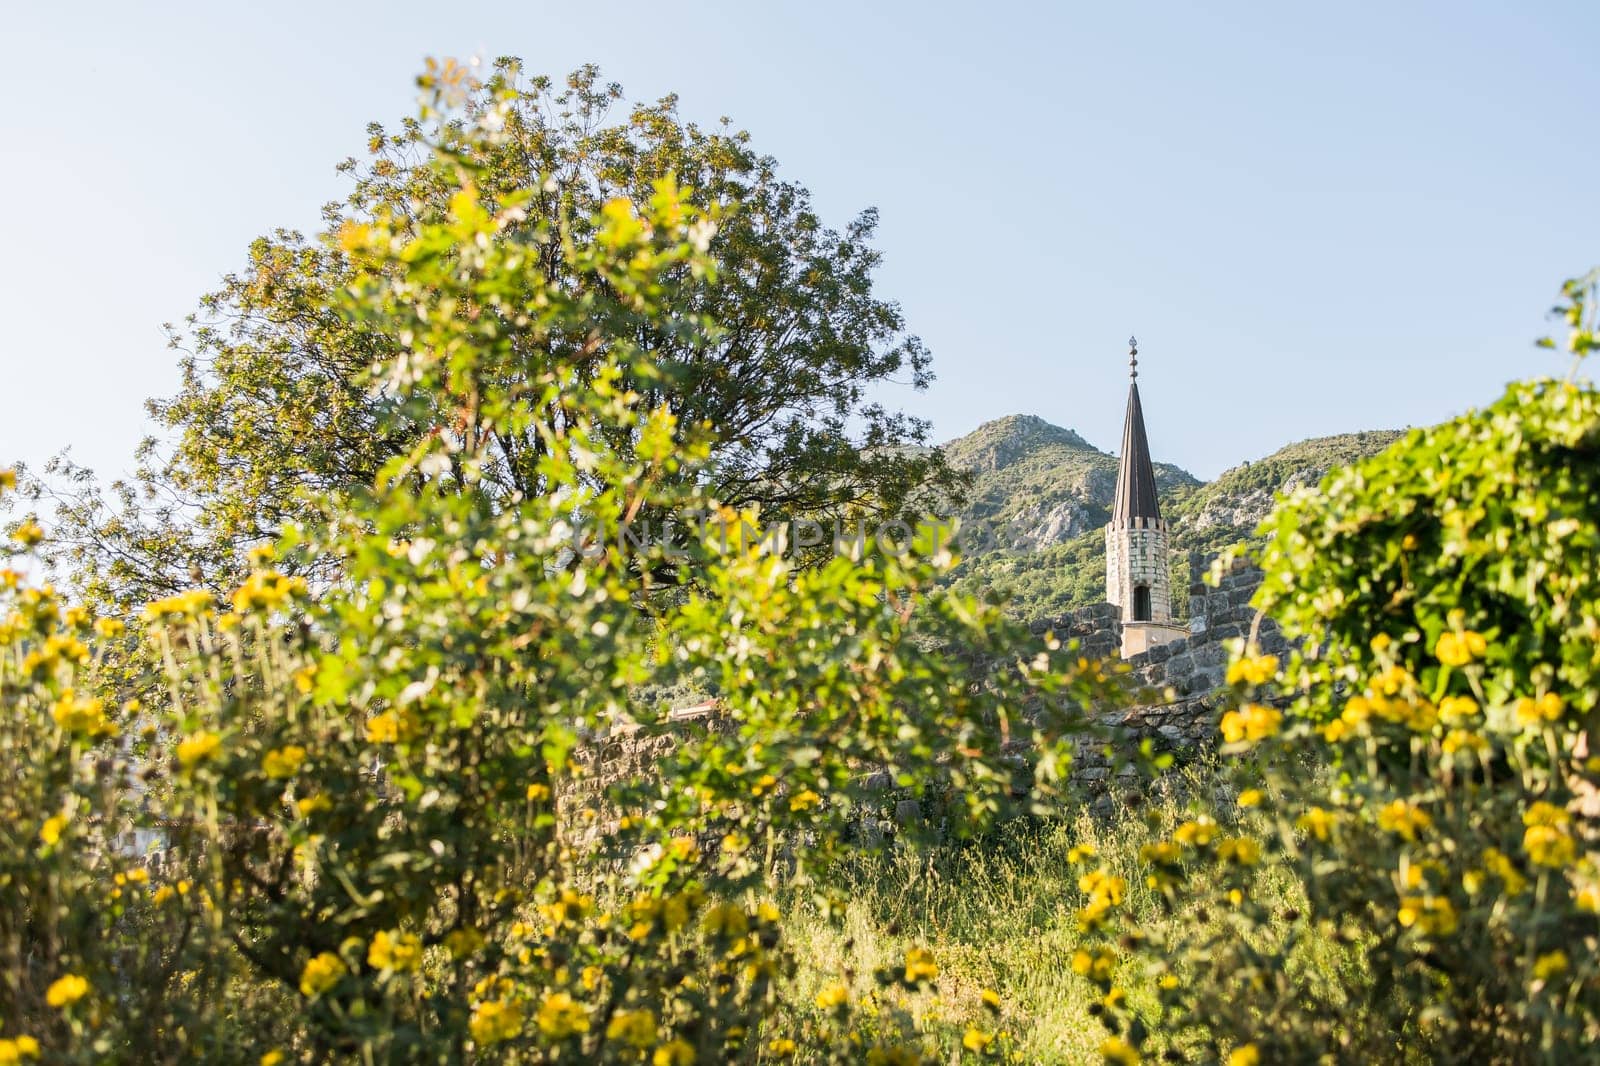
[1074,271,1600,1064]
[0,64,1114,1064]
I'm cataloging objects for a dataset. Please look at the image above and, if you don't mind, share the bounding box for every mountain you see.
[940,416,1402,620]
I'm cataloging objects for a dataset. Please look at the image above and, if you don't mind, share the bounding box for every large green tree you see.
[32,60,956,608]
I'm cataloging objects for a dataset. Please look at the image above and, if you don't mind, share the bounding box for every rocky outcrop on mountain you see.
[940,418,1401,619]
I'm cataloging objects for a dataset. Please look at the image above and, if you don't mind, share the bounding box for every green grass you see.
[777,773,1348,1064]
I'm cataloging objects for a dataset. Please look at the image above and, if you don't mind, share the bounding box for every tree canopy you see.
[33,59,957,608]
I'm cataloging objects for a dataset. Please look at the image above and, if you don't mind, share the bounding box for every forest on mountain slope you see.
[939,416,1403,619]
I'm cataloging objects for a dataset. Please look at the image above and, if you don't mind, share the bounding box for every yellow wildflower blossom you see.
[963,1028,996,1052]
[789,788,821,812]
[1515,693,1565,726]
[1227,1045,1260,1066]
[39,815,67,847]
[367,930,422,973]
[1534,951,1569,981]
[1439,695,1479,724]
[52,690,114,738]
[1173,816,1217,847]
[815,982,850,1009]
[142,589,215,623]
[535,991,589,1039]
[298,953,346,998]
[12,520,44,547]
[1435,629,1487,666]
[1226,654,1279,687]
[469,999,525,1045]
[262,745,307,779]
[1220,703,1281,745]
[1100,1036,1140,1065]
[605,1008,657,1048]
[1217,837,1262,866]
[903,946,938,984]
[45,974,88,1008]
[177,731,222,770]
[1377,800,1431,841]
[1524,824,1576,869]
[1397,895,1458,936]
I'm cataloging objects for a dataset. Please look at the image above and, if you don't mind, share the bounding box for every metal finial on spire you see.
[1128,336,1139,379]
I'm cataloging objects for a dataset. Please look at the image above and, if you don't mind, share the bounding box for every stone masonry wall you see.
[576,557,1287,826]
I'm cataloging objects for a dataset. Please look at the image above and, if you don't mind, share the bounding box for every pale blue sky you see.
[3,1,1596,482]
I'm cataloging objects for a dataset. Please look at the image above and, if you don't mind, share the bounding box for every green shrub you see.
[1075,270,1600,1064]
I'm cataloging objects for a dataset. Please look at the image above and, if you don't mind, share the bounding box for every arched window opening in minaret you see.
[1133,585,1152,622]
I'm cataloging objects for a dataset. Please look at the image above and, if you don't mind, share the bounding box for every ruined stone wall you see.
[575,558,1286,826]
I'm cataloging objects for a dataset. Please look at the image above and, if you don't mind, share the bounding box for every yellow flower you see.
[535,991,590,1039]
[39,815,67,847]
[1377,800,1431,841]
[1435,629,1487,666]
[1483,847,1528,895]
[1227,1045,1261,1066]
[231,571,307,613]
[1524,824,1576,869]
[1067,844,1097,865]
[367,930,423,973]
[789,788,821,812]
[1226,654,1278,687]
[262,745,307,779]
[1533,950,1569,981]
[1217,837,1261,866]
[1439,695,1479,724]
[51,690,114,738]
[768,1038,798,1058]
[1297,807,1336,842]
[1576,883,1600,913]
[1173,816,1217,847]
[1220,703,1281,745]
[177,731,222,770]
[1100,1035,1140,1065]
[980,987,1002,1011]
[142,589,216,623]
[0,468,14,491]
[45,974,89,1008]
[653,1039,695,1066]
[526,782,551,802]
[1236,788,1264,808]
[1072,948,1117,983]
[295,795,332,817]
[365,710,415,744]
[0,1038,40,1065]
[1515,693,1565,726]
[93,616,126,639]
[12,520,44,547]
[298,953,347,998]
[1523,801,1569,827]
[1442,729,1488,755]
[963,1028,995,1052]
[903,946,938,984]
[815,981,850,1009]
[469,999,525,1045]
[605,1008,657,1048]
[260,1053,285,1066]
[1397,895,1458,936]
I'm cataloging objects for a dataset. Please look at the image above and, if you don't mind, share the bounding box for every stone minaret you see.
[1106,338,1186,657]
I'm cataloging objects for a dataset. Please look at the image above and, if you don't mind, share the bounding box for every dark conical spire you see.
[1111,337,1162,527]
